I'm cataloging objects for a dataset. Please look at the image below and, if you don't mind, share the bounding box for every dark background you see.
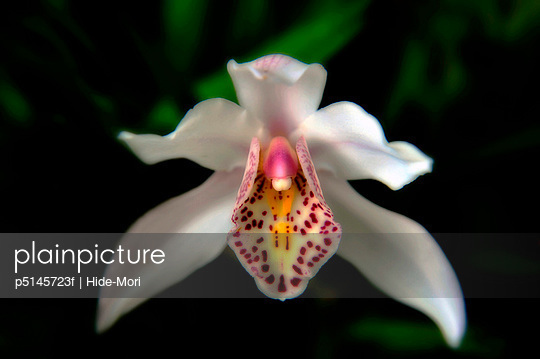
[1,0,538,357]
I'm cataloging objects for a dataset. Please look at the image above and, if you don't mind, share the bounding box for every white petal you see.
[319,172,466,348]
[119,98,266,171]
[97,170,242,332]
[227,54,327,136]
[295,101,433,190]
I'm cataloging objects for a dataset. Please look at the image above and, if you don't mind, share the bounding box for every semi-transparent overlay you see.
[1,233,538,299]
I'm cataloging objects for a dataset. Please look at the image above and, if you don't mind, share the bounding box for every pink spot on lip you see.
[278,275,287,292]
[290,278,301,287]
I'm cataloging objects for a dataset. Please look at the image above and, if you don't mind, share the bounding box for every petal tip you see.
[440,299,467,349]
[95,298,117,334]
[226,59,239,74]
[445,326,466,349]
[229,54,315,84]
[95,316,111,334]
[96,297,148,333]
[117,131,133,141]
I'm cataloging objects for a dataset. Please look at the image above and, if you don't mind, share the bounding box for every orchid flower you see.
[98,54,466,348]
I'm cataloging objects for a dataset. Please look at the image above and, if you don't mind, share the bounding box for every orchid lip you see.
[228,136,342,300]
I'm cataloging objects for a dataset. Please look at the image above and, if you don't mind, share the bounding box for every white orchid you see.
[98,54,466,347]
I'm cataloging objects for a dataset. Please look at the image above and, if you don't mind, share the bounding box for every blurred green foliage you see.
[147,97,182,133]
[163,0,208,73]
[0,79,31,125]
[349,317,444,351]
[348,317,504,356]
[2,0,538,145]
[386,0,540,125]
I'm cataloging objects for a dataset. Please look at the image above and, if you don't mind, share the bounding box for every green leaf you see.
[349,317,503,355]
[385,37,466,125]
[229,0,267,45]
[146,97,183,134]
[163,0,208,73]
[349,317,443,351]
[0,80,32,125]
[505,0,540,41]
